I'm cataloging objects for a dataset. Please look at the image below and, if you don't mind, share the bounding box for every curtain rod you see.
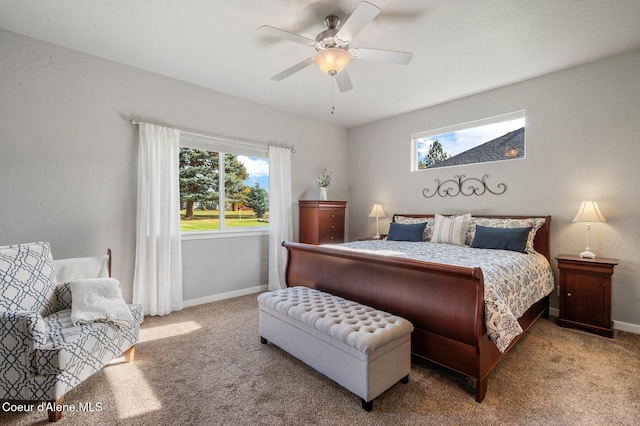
[129,119,295,153]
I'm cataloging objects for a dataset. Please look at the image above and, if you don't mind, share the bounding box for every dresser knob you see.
[330,236,334,240]
[331,214,335,218]
[331,225,334,229]
[567,292,572,297]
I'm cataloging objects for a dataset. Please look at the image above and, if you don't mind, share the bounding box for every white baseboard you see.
[548,307,639,335]
[183,284,267,308]
[613,320,640,334]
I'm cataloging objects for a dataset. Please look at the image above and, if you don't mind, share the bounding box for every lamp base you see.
[579,250,596,259]
[373,233,381,240]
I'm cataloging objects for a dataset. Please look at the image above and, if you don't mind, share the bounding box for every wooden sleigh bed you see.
[282,214,552,402]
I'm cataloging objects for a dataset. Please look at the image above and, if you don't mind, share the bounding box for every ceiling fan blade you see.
[257,25,316,47]
[336,1,381,41]
[270,57,315,81]
[351,47,413,65]
[335,69,353,92]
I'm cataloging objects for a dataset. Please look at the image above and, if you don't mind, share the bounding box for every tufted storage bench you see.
[257,286,413,411]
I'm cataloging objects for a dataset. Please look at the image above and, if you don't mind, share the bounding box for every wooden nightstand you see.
[556,254,619,338]
[356,235,387,241]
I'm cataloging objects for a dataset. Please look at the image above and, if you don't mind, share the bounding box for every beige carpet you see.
[2,293,639,425]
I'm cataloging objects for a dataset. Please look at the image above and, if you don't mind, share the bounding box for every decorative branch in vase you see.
[315,169,332,201]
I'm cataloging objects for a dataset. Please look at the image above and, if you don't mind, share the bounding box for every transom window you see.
[411,111,526,171]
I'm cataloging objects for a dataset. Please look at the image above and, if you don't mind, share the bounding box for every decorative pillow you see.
[0,242,57,316]
[471,225,532,253]
[431,213,471,245]
[387,222,427,242]
[466,217,546,252]
[394,216,435,241]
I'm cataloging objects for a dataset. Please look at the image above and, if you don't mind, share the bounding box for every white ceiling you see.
[2,0,640,129]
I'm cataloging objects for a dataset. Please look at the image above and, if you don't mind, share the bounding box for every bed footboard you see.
[283,242,485,342]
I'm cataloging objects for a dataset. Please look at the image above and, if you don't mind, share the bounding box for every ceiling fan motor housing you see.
[324,15,340,29]
[316,16,348,50]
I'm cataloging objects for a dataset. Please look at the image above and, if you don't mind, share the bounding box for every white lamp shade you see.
[368,204,386,218]
[314,48,351,75]
[572,201,606,223]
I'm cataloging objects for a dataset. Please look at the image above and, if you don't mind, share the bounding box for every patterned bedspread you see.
[323,240,555,353]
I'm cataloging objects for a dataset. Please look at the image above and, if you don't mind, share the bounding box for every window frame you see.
[411,110,526,171]
[179,131,270,240]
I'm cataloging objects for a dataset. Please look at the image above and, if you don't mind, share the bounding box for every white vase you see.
[319,187,328,200]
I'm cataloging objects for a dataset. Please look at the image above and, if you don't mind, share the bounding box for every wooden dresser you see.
[299,200,347,245]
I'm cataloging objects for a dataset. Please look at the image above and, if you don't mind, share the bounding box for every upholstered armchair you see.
[0,242,143,422]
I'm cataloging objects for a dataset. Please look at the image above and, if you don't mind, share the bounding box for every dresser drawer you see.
[319,209,344,225]
[318,221,345,244]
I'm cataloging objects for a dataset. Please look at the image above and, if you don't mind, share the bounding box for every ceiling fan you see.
[257,1,412,92]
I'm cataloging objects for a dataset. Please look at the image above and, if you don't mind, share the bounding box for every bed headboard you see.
[392,214,552,262]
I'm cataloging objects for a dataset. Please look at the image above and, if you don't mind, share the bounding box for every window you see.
[411,111,526,171]
[179,132,269,234]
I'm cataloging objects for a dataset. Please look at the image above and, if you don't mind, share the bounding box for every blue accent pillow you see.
[387,222,427,242]
[470,225,532,253]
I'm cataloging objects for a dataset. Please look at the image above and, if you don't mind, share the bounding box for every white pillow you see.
[431,214,471,245]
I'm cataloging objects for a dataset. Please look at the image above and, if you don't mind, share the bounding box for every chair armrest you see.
[34,346,72,375]
[0,311,47,379]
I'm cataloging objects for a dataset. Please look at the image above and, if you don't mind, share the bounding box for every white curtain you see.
[268,146,293,290]
[133,123,183,316]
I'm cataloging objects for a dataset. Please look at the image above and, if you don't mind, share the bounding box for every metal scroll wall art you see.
[422,175,507,198]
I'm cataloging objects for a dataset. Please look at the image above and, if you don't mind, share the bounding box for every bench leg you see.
[361,398,373,412]
[123,345,135,363]
[48,397,64,422]
[360,375,408,412]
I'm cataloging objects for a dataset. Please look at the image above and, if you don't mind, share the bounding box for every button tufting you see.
[261,286,413,354]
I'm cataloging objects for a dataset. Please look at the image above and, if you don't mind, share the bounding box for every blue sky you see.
[238,156,269,192]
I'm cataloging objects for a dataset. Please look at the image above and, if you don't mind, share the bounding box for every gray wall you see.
[3,28,639,331]
[348,49,640,330]
[0,29,349,304]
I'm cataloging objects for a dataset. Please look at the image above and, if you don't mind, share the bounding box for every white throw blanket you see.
[70,278,133,327]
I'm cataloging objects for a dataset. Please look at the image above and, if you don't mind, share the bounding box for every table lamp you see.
[572,200,606,258]
[368,204,386,240]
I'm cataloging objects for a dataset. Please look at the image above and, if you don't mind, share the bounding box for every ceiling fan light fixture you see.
[314,48,351,75]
